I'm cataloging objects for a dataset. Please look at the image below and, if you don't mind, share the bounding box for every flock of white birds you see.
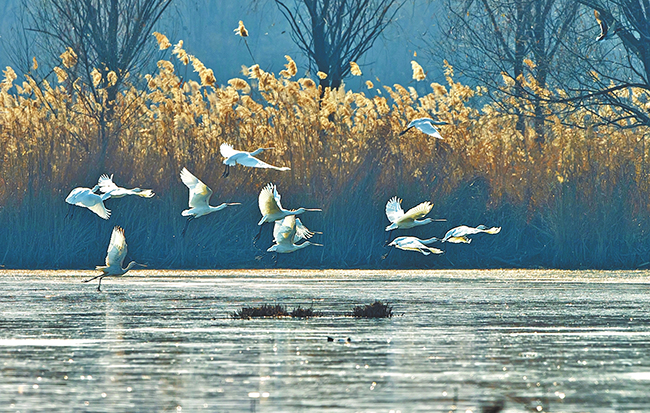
[64,118,500,291]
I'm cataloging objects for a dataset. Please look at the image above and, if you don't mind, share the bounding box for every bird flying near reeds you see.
[267,215,322,254]
[388,236,444,255]
[97,174,154,198]
[433,225,502,244]
[385,196,443,231]
[65,185,113,219]
[179,167,241,236]
[255,183,321,243]
[82,226,145,291]
[399,117,447,139]
[220,143,290,177]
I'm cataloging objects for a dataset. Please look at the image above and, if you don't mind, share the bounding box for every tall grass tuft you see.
[352,301,393,318]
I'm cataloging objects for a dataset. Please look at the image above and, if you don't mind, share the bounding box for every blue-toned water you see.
[0,269,649,412]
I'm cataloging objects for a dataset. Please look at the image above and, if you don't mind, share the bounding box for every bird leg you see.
[64,204,75,220]
[221,164,230,178]
[383,230,394,246]
[252,224,264,247]
[82,274,103,283]
[272,252,278,268]
[82,274,104,292]
[381,246,393,261]
[181,216,194,237]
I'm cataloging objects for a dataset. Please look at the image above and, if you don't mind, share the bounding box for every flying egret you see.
[388,236,444,256]
[435,224,502,244]
[97,174,155,198]
[180,167,241,236]
[255,183,322,242]
[220,143,291,177]
[82,226,145,291]
[594,10,621,41]
[65,185,113,219]
[385,196,444,232]
[267,216,322,254]
[399,117,447,139]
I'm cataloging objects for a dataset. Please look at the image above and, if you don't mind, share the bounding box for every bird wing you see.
[401,201,433,221]
[220,143,239,159]
[180,168,213,208]
[273,216,296,246]
[87,200,111,220]
[415,121,443,139]
[294,218,316,242]
[65,187,88,204]
[105,226,127,268]
[385,197,404,223]
[259,183,283,216]
[97,174,119,193]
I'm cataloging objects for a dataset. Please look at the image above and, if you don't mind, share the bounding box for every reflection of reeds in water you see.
[2,41,650,268]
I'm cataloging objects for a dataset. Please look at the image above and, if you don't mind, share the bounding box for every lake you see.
[0,269,649,412]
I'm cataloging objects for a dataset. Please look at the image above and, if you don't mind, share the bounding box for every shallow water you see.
[0,269,649,412]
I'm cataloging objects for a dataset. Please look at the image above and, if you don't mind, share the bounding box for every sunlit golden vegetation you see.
[1,39,650,269]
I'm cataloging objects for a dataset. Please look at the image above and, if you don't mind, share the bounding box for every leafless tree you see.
[431,0,579,145]
[558,0,650,129]
[274,0,405,89]
[22,0,172,170]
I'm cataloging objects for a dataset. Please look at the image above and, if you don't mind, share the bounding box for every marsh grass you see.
[231,304,289,319]
[231,303,321,319]
[352,301,393,318]
[2,40,650,269]
[290,305,320,318]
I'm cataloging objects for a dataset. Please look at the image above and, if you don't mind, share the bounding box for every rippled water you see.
[1,269,649,412]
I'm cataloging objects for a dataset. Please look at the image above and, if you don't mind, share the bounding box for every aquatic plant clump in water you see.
[231,304,322,319]
[352,301,393,318]
[231,304,289,319]
[290,305,320,318]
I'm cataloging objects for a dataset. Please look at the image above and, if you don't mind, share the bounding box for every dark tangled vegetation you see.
[230,303,320,319]
[1,34,650,269]
[352,301,393,318]
[231,304,289,319]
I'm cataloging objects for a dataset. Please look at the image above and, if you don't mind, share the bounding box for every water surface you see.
[1,269,649,412]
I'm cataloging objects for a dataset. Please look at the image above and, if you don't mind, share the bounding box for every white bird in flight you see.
[267,215,322,254]
[97,174,155,198]
[434,224,502,244]
[180,167,241,235]
[385,196,443,232]
[399,117,447,139]
[256,183,321,241]
[65,185,113,219]
[388,236,444,256]
[82,226,145,291]
[220,143,291,177]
